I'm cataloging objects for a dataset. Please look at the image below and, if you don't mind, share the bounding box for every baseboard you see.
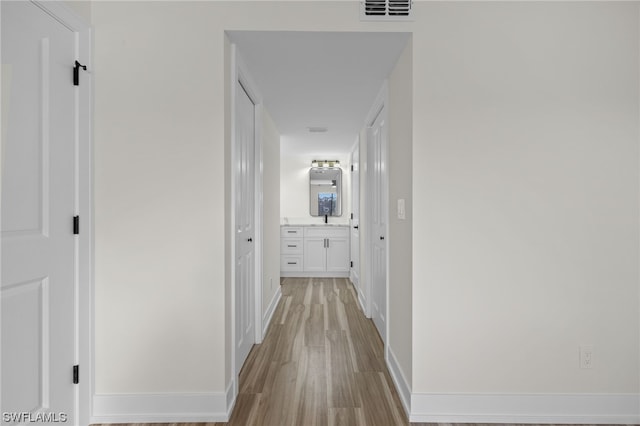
[357,287,367,315]
[410,392,640,424]
[263,286,282,336]
[226,377,237,419]
[386,346,411,418]
[91,392,229,424]
[280,272,350,278]
[349,269,359,288]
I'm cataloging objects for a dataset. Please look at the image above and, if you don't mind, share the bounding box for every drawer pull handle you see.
[287,262,297,265]
[288,245,296,247]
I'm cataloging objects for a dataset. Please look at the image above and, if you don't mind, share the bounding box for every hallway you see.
[227,277,407,425]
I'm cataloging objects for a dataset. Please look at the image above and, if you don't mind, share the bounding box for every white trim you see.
[254,102,265,344]
[32,0,87,31]
[280,271,350,278]
[226,377,237,419]
[30,2,93,425]
[91,392,229,424]
[349,270,359,287]
[357,286,367,314]
[409,392,640,424]
[386,347,411,419]
[229,41,238,397]
[262,285,282,336]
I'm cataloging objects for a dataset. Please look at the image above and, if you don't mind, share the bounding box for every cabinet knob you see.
[248,238,253,242]
[380,236,384,240]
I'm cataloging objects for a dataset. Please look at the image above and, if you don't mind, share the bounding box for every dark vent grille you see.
[365,0,386,16]
[388,0,411,16]
[363,0,411,18]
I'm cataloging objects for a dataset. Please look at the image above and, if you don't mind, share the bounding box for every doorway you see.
[228,29,409,382]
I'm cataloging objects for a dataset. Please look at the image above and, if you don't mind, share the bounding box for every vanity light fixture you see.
[311,160,341,168]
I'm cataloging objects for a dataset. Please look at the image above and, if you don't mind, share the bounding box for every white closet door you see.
[235,80,256,374]
[350,144,360,287]
[369,106,388,343]
[1,1,77,422]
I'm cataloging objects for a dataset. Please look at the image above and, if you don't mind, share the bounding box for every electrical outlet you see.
[579,345,594,369]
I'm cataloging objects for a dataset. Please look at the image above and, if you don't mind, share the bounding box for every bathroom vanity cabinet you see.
[281,225,349,277]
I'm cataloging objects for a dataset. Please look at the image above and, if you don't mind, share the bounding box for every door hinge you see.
[73,216,80,235]
[351,165,354,172]
[73,61,87,86]
[73,365,79,384]
[350,261,354,268]
[351,213,354,220]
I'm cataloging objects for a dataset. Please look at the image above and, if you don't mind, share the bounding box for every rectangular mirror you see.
[309,167,342,216]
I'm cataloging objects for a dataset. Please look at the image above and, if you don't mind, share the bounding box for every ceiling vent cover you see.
[361,0,412,21]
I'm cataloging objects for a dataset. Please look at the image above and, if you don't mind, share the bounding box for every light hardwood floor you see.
[227,277,407,426]
[91,278,636,426]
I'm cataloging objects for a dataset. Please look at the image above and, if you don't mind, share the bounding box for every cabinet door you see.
[304,237,326,272]
[326,237,350,272]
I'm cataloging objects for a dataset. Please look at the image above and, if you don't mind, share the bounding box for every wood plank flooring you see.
[91,278,636,426]
[227,277,406,426]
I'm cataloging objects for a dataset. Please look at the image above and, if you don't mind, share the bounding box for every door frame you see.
[363,82,389,347]
[11,2,93,424]
[229,43,264,383]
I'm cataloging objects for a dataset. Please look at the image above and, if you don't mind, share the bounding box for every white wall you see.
[414,2,639,395]
[93,2,223,394]
[262,108,281,314]
[280,153,351,225]
[63,0,91,23]
[91,0,639,421]
[387,38,413,393]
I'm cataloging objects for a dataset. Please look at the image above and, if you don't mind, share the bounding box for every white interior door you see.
[235,80,256,374]
[1,1,77,422]
[350,144,360,288]
[369,106,387,343]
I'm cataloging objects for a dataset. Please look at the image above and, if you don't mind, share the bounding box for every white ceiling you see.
[227,31,410,157]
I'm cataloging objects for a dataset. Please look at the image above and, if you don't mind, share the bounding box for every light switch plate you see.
[397,199,406,220]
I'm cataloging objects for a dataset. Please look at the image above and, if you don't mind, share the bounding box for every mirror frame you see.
[309,167,342,217]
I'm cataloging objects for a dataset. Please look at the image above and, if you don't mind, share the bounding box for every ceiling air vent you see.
[361,0,412,21]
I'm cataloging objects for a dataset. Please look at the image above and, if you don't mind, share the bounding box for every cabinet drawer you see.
[281,226,303,237]
[281,255,303,271]
[281,238,303,254]
[303,226,349,239]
